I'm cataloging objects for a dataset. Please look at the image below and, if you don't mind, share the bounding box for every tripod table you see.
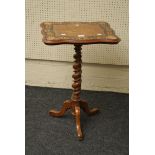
[40,22,120,140]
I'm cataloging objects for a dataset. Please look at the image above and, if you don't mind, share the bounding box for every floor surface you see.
[25,86,129,155]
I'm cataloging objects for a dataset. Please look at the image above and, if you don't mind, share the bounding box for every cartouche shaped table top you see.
[40,22,120,45]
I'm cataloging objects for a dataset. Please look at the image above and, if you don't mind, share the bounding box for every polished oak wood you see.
[41,22,120,140]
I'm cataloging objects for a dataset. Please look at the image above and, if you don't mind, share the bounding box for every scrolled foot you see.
[75,106,83,140]
[49,100,72,117]
[71,107,76,117]
[80,100,99,116]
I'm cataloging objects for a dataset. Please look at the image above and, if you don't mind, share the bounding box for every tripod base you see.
[49,99,99,140]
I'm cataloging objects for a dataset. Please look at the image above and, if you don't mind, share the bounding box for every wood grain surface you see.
[40,22,120,45]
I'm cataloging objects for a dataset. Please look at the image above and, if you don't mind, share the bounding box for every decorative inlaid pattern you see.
[40,22,120,45]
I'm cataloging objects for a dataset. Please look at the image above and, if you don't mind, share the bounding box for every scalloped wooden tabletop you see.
[40,22,120,45]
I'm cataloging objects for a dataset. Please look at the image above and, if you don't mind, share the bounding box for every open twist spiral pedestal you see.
[49,44,99,140]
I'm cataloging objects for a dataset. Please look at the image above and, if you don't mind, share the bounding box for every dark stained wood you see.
[71,45,82,101]
[41,22,120,140]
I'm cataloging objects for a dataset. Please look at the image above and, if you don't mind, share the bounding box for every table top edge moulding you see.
[40,21,120,45]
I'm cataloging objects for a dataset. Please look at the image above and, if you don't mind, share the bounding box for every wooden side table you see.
[40,22,120,140]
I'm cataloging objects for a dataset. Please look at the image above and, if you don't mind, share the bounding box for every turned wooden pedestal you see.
[40,22,120,140]
[49,44,99,140]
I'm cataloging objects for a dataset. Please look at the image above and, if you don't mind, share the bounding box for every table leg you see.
[80,100,99,116]
[49,100,72,117]
[75,105,83,140]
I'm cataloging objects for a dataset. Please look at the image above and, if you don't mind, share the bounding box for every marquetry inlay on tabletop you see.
[41,22,120,45]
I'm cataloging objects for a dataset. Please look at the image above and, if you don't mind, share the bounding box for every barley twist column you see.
[71,44,82,102]
[49,44,99,140]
